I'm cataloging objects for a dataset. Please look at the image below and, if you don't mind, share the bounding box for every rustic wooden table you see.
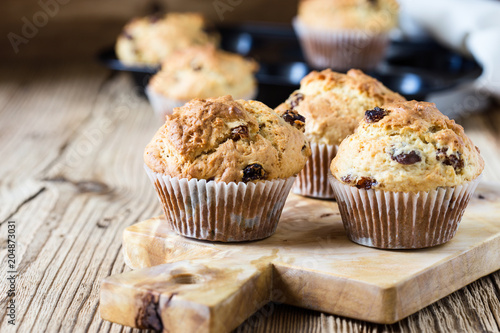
[1,0,500,331]
[1,61,499,333]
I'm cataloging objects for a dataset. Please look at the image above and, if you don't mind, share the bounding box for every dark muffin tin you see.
[98,23,482,108]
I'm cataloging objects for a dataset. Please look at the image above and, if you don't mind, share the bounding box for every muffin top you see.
[297,0,399,32]
[116,12,218,66]
[275,69,406,146]
[144,95,311,183]
[149,45,258,100]
[330,101,484,192]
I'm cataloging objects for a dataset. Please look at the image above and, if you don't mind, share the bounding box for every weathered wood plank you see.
[0,64,107,224]
[0,66,159,333]
[26,75,159,332]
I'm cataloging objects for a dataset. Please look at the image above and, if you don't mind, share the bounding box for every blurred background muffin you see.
[144,95,311,241]
[146,45,258,119]
[115,12,219,66]
[293,0,399,70]
[330,100,484,249]
[276,68,405,199]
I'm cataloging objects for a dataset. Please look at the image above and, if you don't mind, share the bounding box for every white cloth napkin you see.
[398,0,500,115]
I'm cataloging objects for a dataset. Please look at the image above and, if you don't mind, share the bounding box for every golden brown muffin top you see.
[145,96,311,183]
[116,12,218,66]
[275,69,406,146]
[330,101,485,192]
[149,45,258,100]
[297,0,399,32]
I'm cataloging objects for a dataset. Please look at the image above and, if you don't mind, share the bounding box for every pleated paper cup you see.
[329,175,482,249]
[145,86,258,121]
[145,86,186,121]
[293,17,389,71]
[145,165,295,242]
[292,142,338,199]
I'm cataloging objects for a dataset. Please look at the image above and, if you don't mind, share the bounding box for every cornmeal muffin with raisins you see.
[275,68,405,198]
[329,100,484,249]
[116,12,218,66]
[331,101,484,191]
[297,0,399,31]
[293,0,400,69]
[146,45,258,119]
[277,69,405,146]
[143,96,311,242]
[145,95,310,183]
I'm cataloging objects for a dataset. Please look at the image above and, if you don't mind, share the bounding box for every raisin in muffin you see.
[144,95,311,242]
[276,68,405,199]
[146,45,258,119]
[329,101,484,249]
[116,12,218,66]
[293,0,399,70]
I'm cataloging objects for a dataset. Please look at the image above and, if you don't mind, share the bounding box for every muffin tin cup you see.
[145,86,258,121]
[145,165,296,242]
[293,17,390,71]
[329,175,482,249]
[292,142,338,199]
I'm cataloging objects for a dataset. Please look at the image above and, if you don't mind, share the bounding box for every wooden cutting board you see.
[100,182,500,333]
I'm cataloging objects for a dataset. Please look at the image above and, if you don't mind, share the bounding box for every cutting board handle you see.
[100,259,273,333]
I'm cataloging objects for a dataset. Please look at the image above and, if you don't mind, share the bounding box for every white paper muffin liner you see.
[292,143,338,199]
[145,165,295,242]
[145,86,186,121]
[145,86,258,121]
[293,17,390,71]
[329,175,482,249]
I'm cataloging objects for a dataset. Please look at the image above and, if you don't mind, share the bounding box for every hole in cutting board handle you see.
[171,273,203,285]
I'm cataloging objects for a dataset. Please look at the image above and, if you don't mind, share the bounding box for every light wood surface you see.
[100,186,500,331]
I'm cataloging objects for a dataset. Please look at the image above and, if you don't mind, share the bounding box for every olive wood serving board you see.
[100,182,500,332]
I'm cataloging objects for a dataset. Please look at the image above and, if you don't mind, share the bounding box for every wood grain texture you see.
[0,62,499,333]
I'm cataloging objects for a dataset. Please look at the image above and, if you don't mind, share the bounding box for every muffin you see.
[276,68,405,199]
[330,101,484,249]
[146,45,258,119]
[144,95,311,242]
[116,12,219,66]
[293,0,399,70]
